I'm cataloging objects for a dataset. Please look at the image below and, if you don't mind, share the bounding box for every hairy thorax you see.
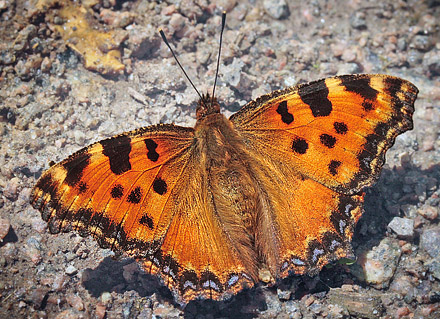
[194,113,279,280]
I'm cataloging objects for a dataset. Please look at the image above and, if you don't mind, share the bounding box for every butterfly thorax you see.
[193,111,281,281]
[196,93,221,120]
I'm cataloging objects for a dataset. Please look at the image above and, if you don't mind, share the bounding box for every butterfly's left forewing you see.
[230,74,417,276]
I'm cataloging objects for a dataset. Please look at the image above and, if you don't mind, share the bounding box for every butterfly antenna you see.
[159,29,203,100]
[211,11,226,105]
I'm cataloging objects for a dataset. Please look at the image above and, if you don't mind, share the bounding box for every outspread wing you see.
[31,124,253,303]
[230,74,418,276]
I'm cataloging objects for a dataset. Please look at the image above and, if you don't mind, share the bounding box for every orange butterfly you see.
[31,13,418,304]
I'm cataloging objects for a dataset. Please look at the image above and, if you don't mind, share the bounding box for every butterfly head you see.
[196,93,221,120]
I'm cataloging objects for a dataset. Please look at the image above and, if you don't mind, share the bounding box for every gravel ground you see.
[1,0,440,318]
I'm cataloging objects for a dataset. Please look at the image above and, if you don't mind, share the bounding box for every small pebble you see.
[55,309,80,319]
[425,257,440,280]
[0,242,17,260]
[341,48,357,62]
[73,130,86,145]
[161,5,176,16]
[395,306,411,318]
[420,227,440,258]
[263,0,289,19]
[95,303,107,319]
[100,9,135,28]
[40,56,52,73]
[352,238,401,288]
[277,288,292,301]
[3,177,20,200]
[421,304,438,316]
[411,35,433,52]
[417,205,438,220]
[0,1,6,10]
[31,288,49,310]
[52,274,68,291]
[221,57,245,88]
[100,291,112,304]
[0,50,16,65]
[25,245,42,265]
[169,13,187,35]
[388,217,414,239]
[122,262,138,283]
[65,265,78,275]
[0,217,10,241]
[389,275,414,296]
[327,304,348,318]
[284,300,300,313]
[350,11,367,30]
[67,293,84,311]
[304,295,315,307]
[31,218,47,233]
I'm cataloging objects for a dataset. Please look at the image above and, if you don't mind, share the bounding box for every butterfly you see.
[30,13,418,304]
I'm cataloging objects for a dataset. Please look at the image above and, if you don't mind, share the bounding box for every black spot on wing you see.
[63,152,91,187]
[298,79,333,117]
[111,184,124,199]
[334,122,348,134]
[139,213,154,229]
[340,76,378,101]
[153,178,167,195]
[101,135,132,175]
[328,160,341,176]
[145,139,159,162]
[362,100,374,111]
[320,134,336,148]
[78,182,88,193]
[292,137,308,154]
[276,101,294,124]
[127,186,142,204]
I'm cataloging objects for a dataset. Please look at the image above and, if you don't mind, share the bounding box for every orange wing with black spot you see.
[31,124,254,303]
[230,74,418,276]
